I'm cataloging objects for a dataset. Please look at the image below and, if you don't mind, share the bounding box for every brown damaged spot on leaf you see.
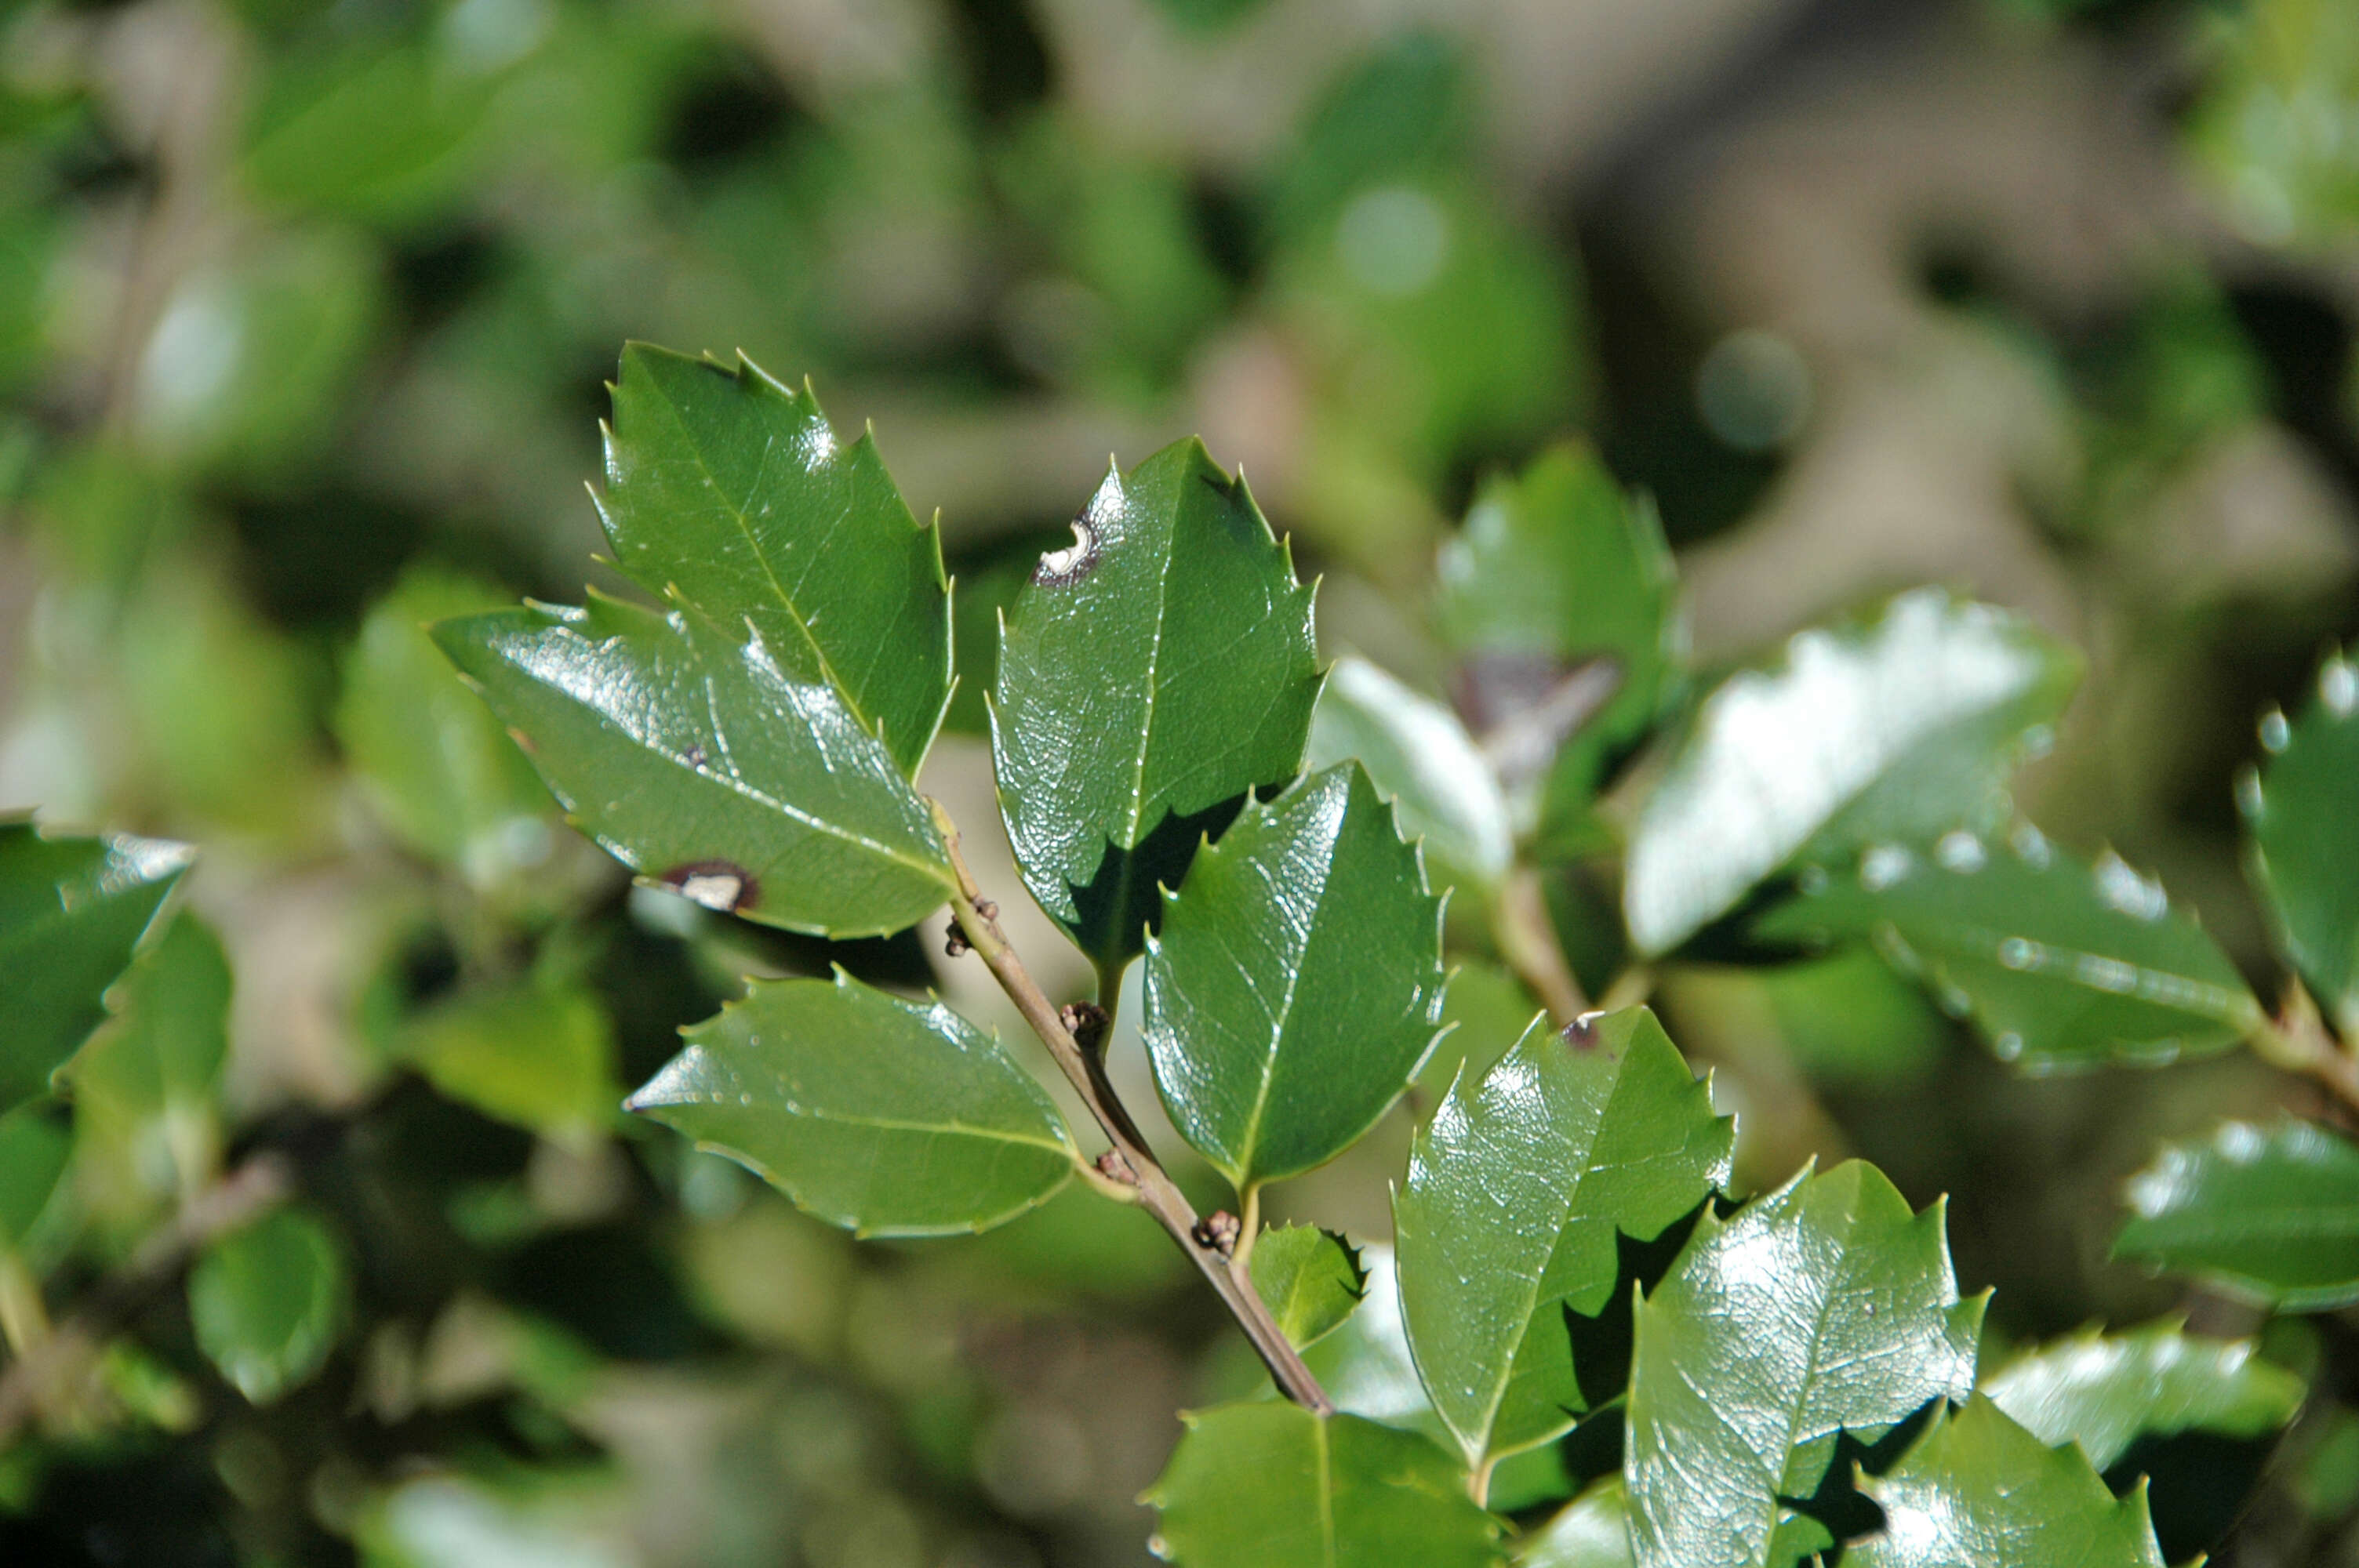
[660,859,760,913]
[1032,513,1103,588]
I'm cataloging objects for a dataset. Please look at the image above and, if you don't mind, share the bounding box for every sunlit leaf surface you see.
[1518,1478,1634,1568]
[1308,654,1511,896]
[1983,1318,2304,1470]
[2114,1118,2359,1310]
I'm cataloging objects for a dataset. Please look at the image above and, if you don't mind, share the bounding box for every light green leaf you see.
[597,345,950,776]
[627,970,1076,1237]
[188,1206,348,1404]
[2186,0,2359,249]
[1250,1225,1367,1349]
[1145,1402,1502,1568]
[2114,1118,2359,1310]
[1296,1243,1454,1448]
[1626,1160,1986,1568]
[0,821,192,1116]
[396,978,619,1142]
[0,1104,70,1252]
[434,592,954,938]
[1144,764,1446,1192]
[991,437,1320,967]
[1518,1478,1634,1568]
[1625,589,2079,956]
[1397,1007,1733,1469]
[1851,1396,2167,1568]
[1757,827,2259,1070]
[1438,444,1679,829]
[1308,654,1511,895]
[337,568,551,881]
[1983,1318,2304,1470]
[70,913,231,1121]
[2245,650,2359,1037]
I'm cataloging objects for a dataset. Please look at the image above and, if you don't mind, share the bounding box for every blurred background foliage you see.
[2,0,2358,1562]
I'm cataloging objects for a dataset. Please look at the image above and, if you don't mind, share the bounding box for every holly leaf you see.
[1982,1318,2305,1470]
[1296,1243,1455,1447]
[1625,1160,1986,1568]
[1145,1402,1502,1568]
[628,970,1077,1236]
[1397,1007,1733,1470]
[0,821,192,1116]
[1251,1225,1367,1349]
[188,1206,348,1405]
[1625,589,2078,956]
[0,1104,70,1253]
[1518,1478,1634,1568]
[395,977,619,1143]
[1756,827,2259,1070]
[1308,654,1512,897]
[1850,1396,2168,1568]
[2114,1118,2359,1310]
[2244,651,2359,1037]
[595,345,950,776]
[69,913,231,1123]
[1438,444,1680,830]
[1144,764,1447,1192]
[434,593,954,938]
[991,438,1320,967]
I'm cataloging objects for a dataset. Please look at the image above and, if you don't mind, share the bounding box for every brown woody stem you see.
[929,802,1332,1414]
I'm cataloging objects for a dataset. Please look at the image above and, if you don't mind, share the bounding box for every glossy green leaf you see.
[188,1206,348,1404]
[337,568,551,880]
[2244,650,2359,1037]
[991,438,1320,966]
[434,593,954,938]
[1626,1161,1986,1568]
[596,345,950,776]
[1625,589,2079,956]
[1850,1397,2167,1568]
[2114,1118,2359,1310]
[1518,1478,1634,1568]
[1757,827,2259,1070]
[1250,1225,1367,1349]
[1145,1402,1501,1568]
[0,822,192,1116]
[1144,764,1446,1191]
[1297,1243,1454,1447]
[0,1103,70,1251]
[1983,1319,2305,1470]
[1438,444,1679,826]
[1308,654,1511,895]
[396,978,618,1142]
[1397,1007,1734,1469]
[628,970,1076,1236]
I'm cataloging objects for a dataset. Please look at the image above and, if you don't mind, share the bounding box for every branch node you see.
[1059,1000,1110,1055]
[943,928,971,958]
[1193,1210,1241,1258]
[1093,1148,1137,1186]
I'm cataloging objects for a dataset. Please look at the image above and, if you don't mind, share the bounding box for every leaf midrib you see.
[671,1076,1073,1156]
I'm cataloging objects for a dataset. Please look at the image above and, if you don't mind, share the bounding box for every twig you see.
[928,802,1332,1414]
[1493,867,1588,1025]
[2249,983,2359,1120]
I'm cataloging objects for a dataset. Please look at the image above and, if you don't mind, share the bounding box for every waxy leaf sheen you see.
[629,971,1076,1236]
[1982,1318,2304,1469]
[1146,1401,1502,1568]
[1850,1396,2167,1568]
[1397,1007,1733,1469]
[1757,827,2258,1069]
[1144,764,1447,1192]
[992,437,1320,966]
[2244,649,2359,1036]
[2114,1118,2359,1310]
[435,593,954,938]
[1625,588,2077,956]
[1249,1224,1367,1349]
[1308,654,1511,896]
[1518,1478,1634,1568]
[1625,1160,1985,1568]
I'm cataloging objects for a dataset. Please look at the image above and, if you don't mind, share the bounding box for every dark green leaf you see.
[1757,827,2259,1070]
[628,970,1076,1236]
[1625,589,2079,956]
[2244,650,2359,1036]
[1438,444,1679,829]
[336,568,551,880]
[2114,1118,2359,1310]
[0,821,192,1116]
[434,593,954,938]
[1850,1396,2167,1568]
[1397,1007,1733,1468]
[0,1104,70,1251]
[597,345,950,776]
[396,978,619,1142]
[1982,1319,2305,1470]
[991,438,1320,967]
[1250,1225,1367,1349]
[1145,1402,1501,1568]
[1307,654,1511,896]
[1626,1160,1986,1568]
[188,1206,347,1404]
[1144,764,1446,1191]
[1518,1478,1634,1568]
